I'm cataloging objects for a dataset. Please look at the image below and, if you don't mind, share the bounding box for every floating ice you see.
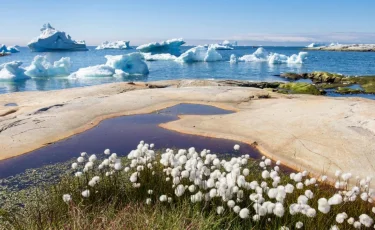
[70,52,149,78]
[136,38,185,54]
[105,53,149,75]
[209,40,237,50]
[96,41,131,50]
[25,55,71,78]
[229,54,238,63]
[209,44,234,50]
[306,43,325,48]
[142,53,177,61]
[238,47,269,62]
[69,65,115,78]
[28,23,88,52]
[0,61,29,80]
[238,48,307,64]
[176,46,222,62]
[222,40,238,47]
[0,44,20,53]
[268,52,308,64]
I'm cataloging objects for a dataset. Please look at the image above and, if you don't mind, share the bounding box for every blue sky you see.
[1,0,375,46]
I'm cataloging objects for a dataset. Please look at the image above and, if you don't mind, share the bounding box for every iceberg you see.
[238,47,269,62]
[238,48,307,64]
[238,47,307,64]
[176,46,222,62]
[136,38,185,54]
[0,61,29,80]
[142,53,177,61]
[0,44,20,53]
[96,40,131,50]
[229,54,238,63]
[306,43,325,48]
[268,52,308,64]
[28,23,88,52]
[69,65,115,78]
[25,55,71,78]
[105,53,149,75]
[222,40,238,47]
[209,43,234,50]
[70,52,149,78]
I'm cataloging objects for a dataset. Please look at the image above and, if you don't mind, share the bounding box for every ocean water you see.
[1,46,375,95]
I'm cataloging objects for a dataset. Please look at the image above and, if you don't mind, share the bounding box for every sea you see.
[1,46,375,99]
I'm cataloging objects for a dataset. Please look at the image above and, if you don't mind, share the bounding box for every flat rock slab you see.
[0,80,374,187]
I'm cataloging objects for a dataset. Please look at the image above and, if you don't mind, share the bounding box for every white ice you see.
[229,54,238,63]
[222,40,238,46]
[209,43,234,50]
[268,52,308,64]
[96,41,131,50]
[25,55,71,78]
[105,53,149,75]
[0,44,20,53]
[238,47,269,62]
[70,52,149,78]
[28,23,88,52]
[136,38,185,53]
[306,43,325,48]
[69,65,115,78]
[142,53,177,61]
[0,61,29,80]
[238,48,307,64]
[176,46,222,62]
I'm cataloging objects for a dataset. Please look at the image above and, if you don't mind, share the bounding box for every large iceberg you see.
[142,53,177,61]
[96,40,131,50]
[176,46,222,62]
[0,44,20,53]
[28,23,88,52]
[238,48,308,64]
[136,38,185,54]
[0,61,29,80]
[70,52,149,78]
[25,55,71,78]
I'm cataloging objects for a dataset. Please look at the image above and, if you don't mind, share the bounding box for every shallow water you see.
[0,103,262,178]
[1,46,375,95]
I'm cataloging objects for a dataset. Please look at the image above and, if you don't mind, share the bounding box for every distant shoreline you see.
[305,44,375,52]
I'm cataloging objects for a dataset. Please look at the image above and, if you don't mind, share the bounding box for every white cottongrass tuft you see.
[62,194,71,203]
[81,190,90,198]
[295,221,303,229]
[233,144,240,151]
[239,208,249,219]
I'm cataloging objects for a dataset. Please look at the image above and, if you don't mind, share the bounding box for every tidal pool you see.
[0,103,262,178]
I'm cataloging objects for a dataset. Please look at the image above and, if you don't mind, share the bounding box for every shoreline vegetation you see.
[274,71,375,95]
[1,142,374,229]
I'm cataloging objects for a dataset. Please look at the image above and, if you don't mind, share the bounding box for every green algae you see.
[278,83,324,95]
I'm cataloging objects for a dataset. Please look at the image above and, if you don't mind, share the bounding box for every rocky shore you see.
[305,44,375,52]
[278,71,375,95]
[1,79,375,188]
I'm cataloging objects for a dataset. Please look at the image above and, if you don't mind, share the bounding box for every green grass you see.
[0,148,374,230]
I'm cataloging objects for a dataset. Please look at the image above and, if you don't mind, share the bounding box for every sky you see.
[1,0,375,46]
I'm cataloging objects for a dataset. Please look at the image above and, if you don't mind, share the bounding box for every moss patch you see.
[335,87,364,94]
[278,83,324,95]
[307,71,344,84]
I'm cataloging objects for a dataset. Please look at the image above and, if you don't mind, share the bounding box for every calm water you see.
[0,104,263,178]
[1,46,375,94]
